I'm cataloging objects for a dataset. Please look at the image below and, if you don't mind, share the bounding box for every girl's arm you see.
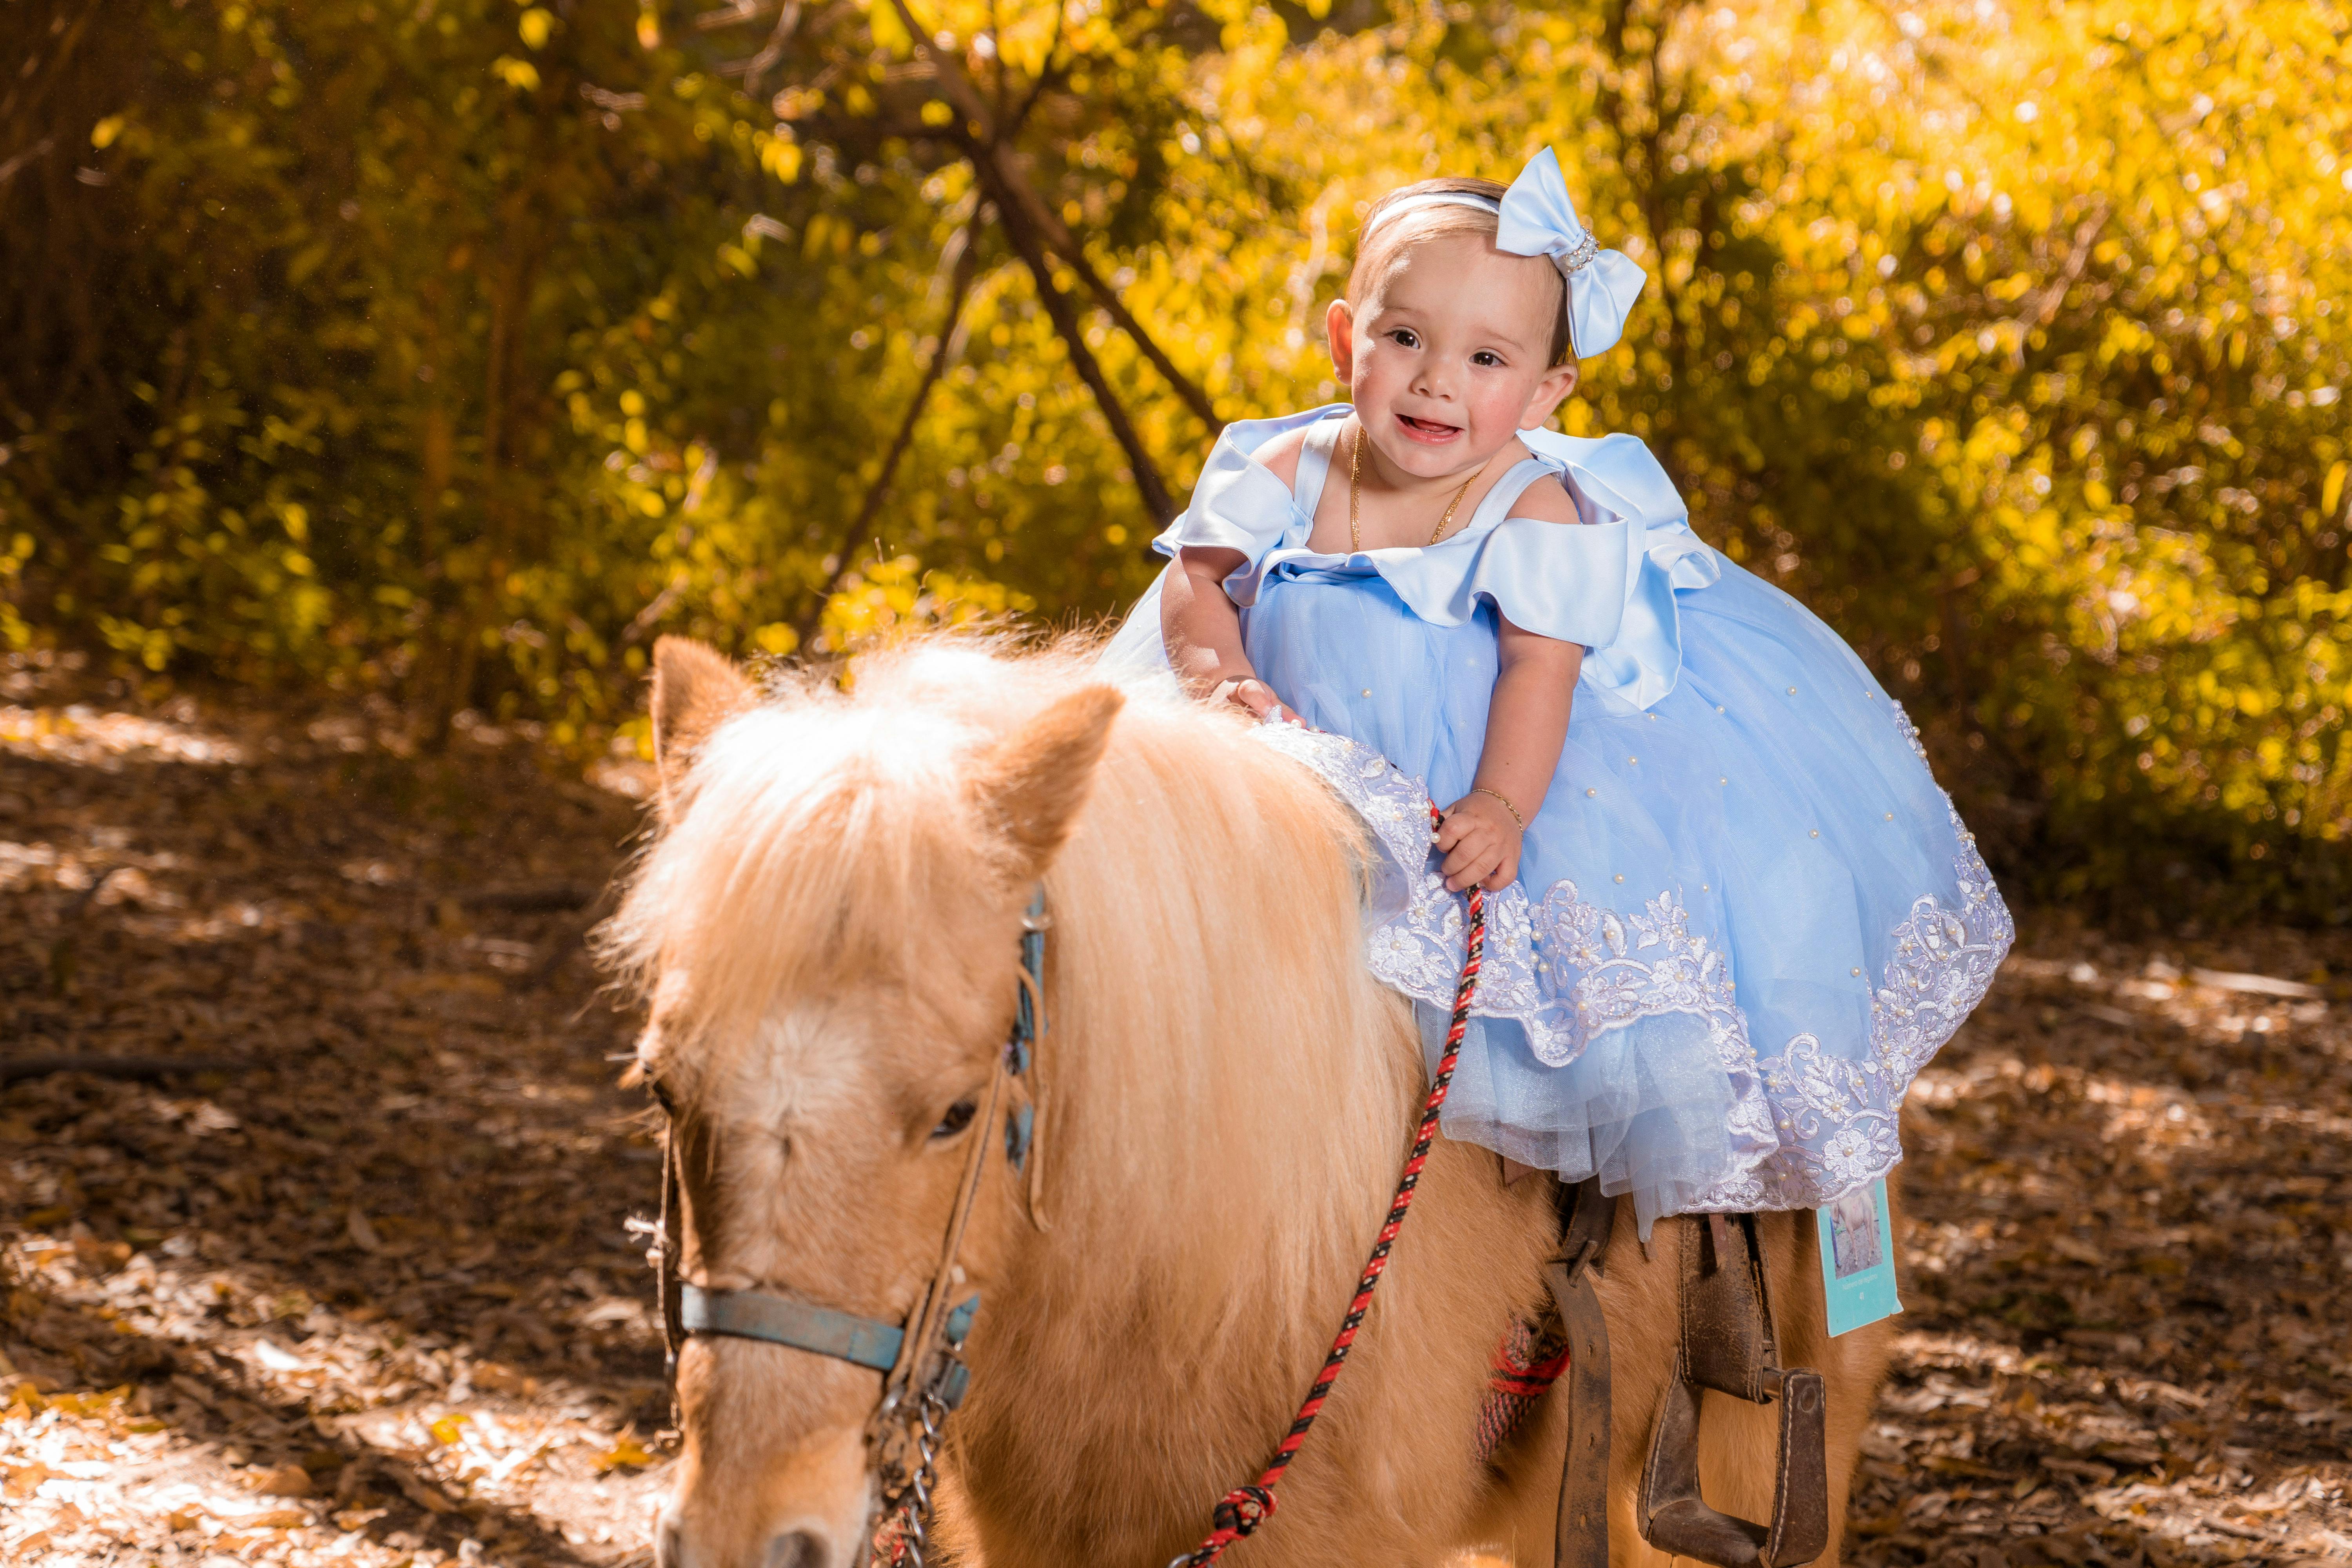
[1161,548,1289,719]
[1436,472,1587,892]
[1435,619,1580,891]
[1158,424,1311,719]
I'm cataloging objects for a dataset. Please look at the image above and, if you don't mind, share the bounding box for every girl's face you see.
[1327,230,1579,481]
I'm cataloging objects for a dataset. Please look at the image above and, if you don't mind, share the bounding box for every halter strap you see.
[679,1283,981,1372]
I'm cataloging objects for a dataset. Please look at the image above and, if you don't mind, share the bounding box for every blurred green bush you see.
[3,0,2348,921]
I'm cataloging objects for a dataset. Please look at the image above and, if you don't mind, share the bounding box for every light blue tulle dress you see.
[1105,406,2013,1232]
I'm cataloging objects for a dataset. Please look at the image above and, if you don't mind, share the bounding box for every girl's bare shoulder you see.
[1250,425,1312,488]
[1510,468,1585,525]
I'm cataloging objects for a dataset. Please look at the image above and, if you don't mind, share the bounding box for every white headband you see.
[1358,149,1646,358]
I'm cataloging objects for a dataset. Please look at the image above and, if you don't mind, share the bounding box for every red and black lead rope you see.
[1171,799,1487,1568]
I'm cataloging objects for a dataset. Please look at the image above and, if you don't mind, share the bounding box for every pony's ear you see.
[968,685,1125,880]
[650,636,756,797]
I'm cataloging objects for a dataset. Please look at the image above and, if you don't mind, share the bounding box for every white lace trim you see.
[1250,701,2013,1216]
[1680,704,2013,1211]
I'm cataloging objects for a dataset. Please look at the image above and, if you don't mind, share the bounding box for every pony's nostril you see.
[763,1530,828,1568]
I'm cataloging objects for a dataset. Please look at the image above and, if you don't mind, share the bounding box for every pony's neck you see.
[961,706,1427,1548]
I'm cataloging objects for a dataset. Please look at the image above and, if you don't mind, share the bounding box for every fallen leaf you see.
[388,1468,460,1514]
[252,1339,307,1373]
[243,1463,312,1497]
[472,1361,539,1397]
[237,1506,309,1529]
[595,1431,655,1472]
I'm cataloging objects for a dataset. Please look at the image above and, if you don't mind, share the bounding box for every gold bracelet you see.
[1471,785,1524,829]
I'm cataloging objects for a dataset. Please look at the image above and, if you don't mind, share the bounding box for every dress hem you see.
[1249,702,2014,1219]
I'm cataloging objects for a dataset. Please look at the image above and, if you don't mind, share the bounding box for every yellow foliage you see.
[10,0,2350,912]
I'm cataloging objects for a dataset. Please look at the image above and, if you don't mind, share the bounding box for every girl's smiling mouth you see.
[1395,412,1463,442]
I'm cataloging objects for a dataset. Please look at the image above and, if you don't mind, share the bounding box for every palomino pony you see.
[604,633,1895,1568]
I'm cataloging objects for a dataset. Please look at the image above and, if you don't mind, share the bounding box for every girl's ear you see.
[1517,359,1581,431]
[1325,298,1357,383]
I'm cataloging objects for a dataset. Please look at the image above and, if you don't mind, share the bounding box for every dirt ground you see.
[4,652,2349,1568]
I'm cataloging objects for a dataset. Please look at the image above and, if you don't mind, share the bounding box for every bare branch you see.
[886,0,1223,434]
[695,0,773,29]
[734,0,804,95]
[0,137,55,189]
[995,196,1176,525]
[791,222,987,648]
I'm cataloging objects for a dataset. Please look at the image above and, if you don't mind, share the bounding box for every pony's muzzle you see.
[655,1506,838,1568]
[653,1416,873,1568]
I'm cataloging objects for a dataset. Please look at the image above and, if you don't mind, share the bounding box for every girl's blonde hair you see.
[1344,177,1573,366]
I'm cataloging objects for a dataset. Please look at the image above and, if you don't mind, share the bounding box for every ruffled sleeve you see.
[1520,429,1722,712]
[1114,410,1722,714]
[1149,405,1345,568]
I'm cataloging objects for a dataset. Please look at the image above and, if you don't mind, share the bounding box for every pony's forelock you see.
[600,635,1164,1071]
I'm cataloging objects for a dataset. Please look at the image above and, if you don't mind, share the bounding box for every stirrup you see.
[1635,1214,1829,1568]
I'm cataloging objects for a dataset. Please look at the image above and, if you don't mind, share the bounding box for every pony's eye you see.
[930,1099,978,1140]
[648,1078,677,1117]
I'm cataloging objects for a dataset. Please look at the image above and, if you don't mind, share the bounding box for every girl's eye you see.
[1388,329,1419,349]
[1472,351,1502,368]
[931,1098,979,1140]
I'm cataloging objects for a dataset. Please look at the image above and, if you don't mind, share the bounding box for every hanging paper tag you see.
[1816,1178,1903,1336]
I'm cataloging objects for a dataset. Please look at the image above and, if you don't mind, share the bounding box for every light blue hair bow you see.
[1361,147,1648,358]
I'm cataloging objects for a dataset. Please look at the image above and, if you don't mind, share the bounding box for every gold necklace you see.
[1349,425,1479,553]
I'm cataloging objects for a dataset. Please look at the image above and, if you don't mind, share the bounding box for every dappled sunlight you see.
[3,1232,668,1566]
[10,672,2351,1566]
[0,702,250,772]
[1,666,669,1566]
[1847,920,2352,1563]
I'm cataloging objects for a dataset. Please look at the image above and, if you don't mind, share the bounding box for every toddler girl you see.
[1107,149,2011,1232]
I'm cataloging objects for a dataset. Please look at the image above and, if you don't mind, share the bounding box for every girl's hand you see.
[1436,791,1523,892]
[1212,677,1293,723]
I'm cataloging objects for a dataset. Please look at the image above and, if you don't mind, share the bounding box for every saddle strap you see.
[1682,1214,1779,1403]
[1548,1180,1617,1568]
[1636,1214,1831,1568]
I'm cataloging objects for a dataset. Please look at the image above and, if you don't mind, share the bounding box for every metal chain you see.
[900,1390,947,1566]
[869,1382,950,1568]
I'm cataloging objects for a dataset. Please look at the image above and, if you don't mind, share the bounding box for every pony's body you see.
[610,637,1893,1568]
